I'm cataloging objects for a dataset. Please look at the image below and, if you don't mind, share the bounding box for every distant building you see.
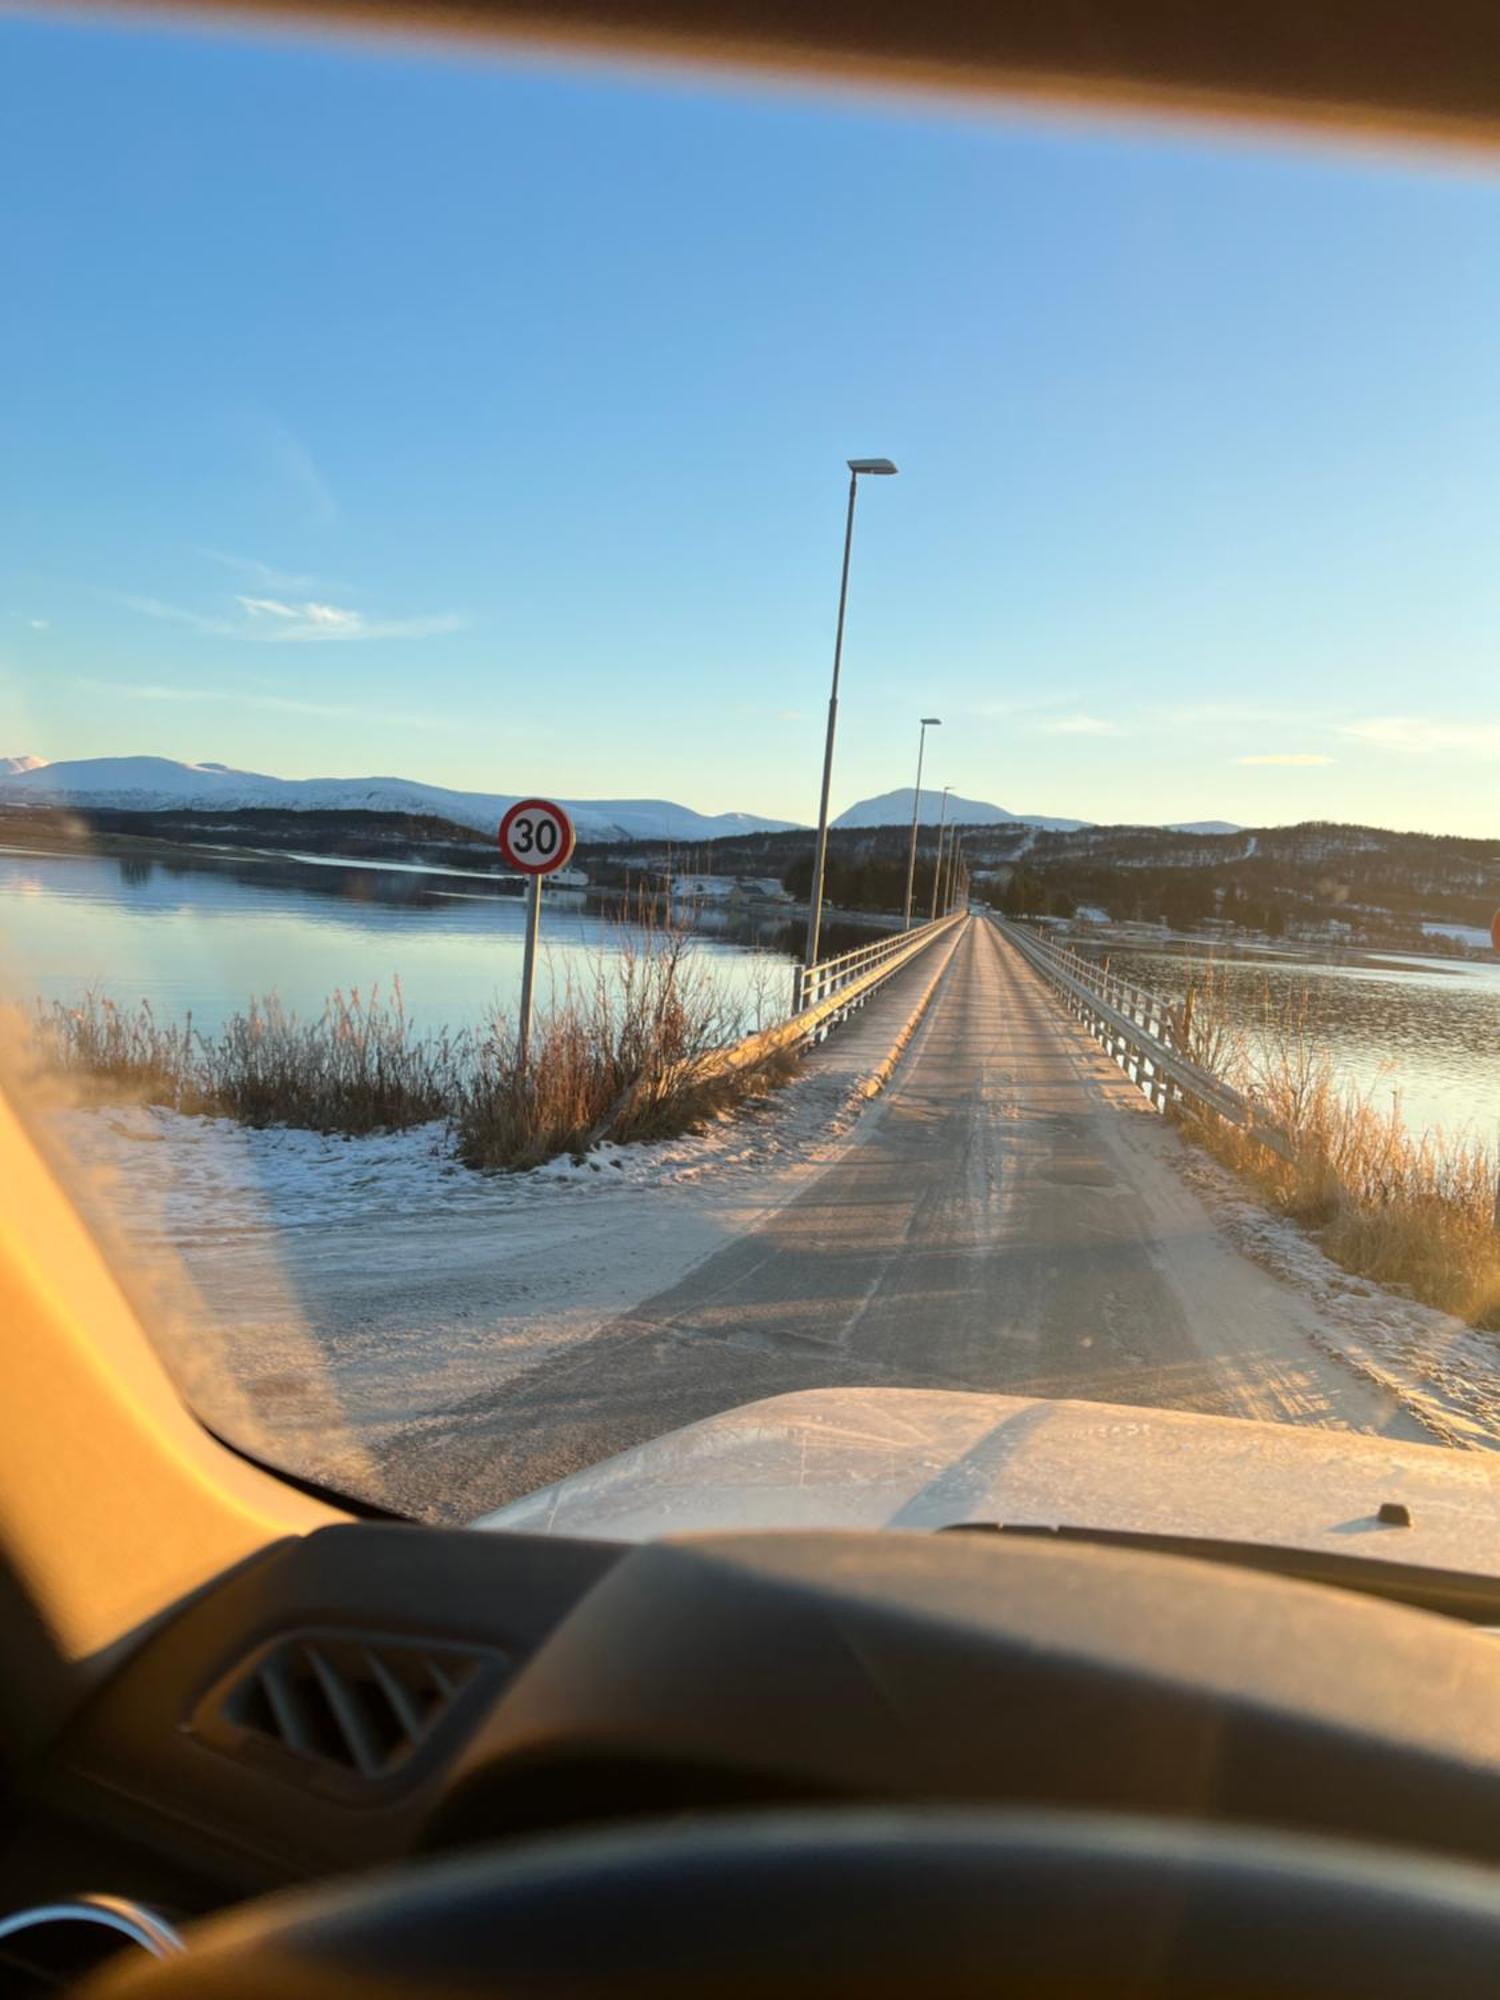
[671,875,735,902]
[732,877,794,904]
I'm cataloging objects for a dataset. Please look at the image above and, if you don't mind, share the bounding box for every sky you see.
[3,15,1500,835]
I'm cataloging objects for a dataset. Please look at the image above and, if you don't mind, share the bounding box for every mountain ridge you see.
[0,755,1239,841]
[0,755,796,845]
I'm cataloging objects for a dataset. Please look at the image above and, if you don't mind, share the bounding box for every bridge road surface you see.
[379,915,1431,1519]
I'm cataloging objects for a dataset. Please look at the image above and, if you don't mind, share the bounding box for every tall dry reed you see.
[1176,973,1500,1329]
[34,913,796,1169]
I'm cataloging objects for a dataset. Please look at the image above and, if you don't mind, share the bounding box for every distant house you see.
[732,877,794,904]
[671,875,735,902]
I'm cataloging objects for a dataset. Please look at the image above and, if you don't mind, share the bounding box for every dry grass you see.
[1176,975,1500,1330]
[34,917,800,1170]
[453,921,794,1171]
[36,984,455,1134]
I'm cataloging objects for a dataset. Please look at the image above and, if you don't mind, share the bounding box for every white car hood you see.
[474,1387,1500,1576]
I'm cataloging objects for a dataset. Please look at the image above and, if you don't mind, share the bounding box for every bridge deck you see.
[383,916,1429,1515]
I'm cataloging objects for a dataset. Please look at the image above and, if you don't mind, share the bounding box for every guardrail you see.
[595,910,968,1143]
[990,916,1292,1159]
[791,911,963,1017]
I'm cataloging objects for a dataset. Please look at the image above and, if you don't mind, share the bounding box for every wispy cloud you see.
[1156,701,1312,728]
[116,591,462,644]
[258,419,339,528]
[1340,716,1500,758]
[1235,752,1334,767]
[198,548,322,592]
[27,617,49,632]
[118,594,234,635]
[971,689,1082,721]
[74,676,441,730]
[1036,713,1120,737]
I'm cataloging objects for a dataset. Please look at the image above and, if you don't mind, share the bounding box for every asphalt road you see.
[378,916,1431,1520]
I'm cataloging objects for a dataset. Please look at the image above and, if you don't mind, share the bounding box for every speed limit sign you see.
[497,798,576,876]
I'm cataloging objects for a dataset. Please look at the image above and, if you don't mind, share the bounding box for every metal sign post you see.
[496,797,577,1071]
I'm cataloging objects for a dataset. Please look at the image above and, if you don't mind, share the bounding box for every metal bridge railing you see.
[991,916,1291,1160]
[791,910,966,1020]
[599,911,967,1141]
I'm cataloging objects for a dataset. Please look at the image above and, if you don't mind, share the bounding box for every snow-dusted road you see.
[58,917,1492,1523]
[369,919,1442,1519]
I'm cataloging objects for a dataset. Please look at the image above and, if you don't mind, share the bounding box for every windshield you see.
[4,7,1499,1539]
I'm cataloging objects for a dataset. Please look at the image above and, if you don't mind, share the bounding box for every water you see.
[0,845,797,1038]
[8,848,1494,1143]
[1087,941,1500,1143]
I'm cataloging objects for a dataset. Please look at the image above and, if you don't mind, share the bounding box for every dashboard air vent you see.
[197,1632,499,1786]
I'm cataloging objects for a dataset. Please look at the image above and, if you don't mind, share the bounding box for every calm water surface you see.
[7,850,1497,1142]
[0,847,797,1036]
[1093,942,1500,1143]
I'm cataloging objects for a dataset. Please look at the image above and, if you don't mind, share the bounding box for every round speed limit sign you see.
[497,797,576,875]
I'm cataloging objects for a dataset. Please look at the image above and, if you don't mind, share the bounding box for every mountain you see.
[832,788,1234,835]
[833,788,1086,832]
[0,756,797,845]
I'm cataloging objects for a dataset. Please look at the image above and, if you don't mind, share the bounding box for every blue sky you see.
[3,14,1500,833]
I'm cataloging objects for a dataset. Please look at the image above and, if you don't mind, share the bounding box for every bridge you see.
[370,912,1432,1517]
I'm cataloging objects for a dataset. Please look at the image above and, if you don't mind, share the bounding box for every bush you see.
[34,920,798,1171]
[1177,977,1500,1329]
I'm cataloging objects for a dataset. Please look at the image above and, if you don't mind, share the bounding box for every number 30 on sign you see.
[497,798,576,875]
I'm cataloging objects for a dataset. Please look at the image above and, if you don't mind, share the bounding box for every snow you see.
[1173,1146,1500,1453]
[38,939,957,1504]
[1423,922,1493,951]
[834,787,1084,831]
[0,755,796,845]
[833,790,1240,836]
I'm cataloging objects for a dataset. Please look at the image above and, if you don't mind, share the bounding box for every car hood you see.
[473,1387,1500,1575]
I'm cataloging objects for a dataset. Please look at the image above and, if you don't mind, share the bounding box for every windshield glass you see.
[4,7,1499,1536]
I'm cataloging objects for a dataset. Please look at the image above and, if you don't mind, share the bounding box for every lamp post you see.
[902,716,941,930]
[929,785,953,923]
[946,834,965,914]
[803,456,899,974]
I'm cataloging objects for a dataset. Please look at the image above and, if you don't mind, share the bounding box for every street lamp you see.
[952,836,976,916]
[929,785,953,922]
[803,456,899,972]
[902,716,941,930]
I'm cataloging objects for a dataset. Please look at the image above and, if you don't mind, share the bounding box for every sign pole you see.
[518,872,543,1071]
[497,797,577,1077]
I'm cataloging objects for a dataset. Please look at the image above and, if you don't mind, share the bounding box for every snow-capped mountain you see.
[834,788,1239,836]
[0,756,797,844]
[834,789,1085,832]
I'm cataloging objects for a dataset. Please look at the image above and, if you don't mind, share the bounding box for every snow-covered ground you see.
[37,912,1500,1513]
[1173,1146,1500,1453]
[1422,921,1493,951]
[43,935,960,1502]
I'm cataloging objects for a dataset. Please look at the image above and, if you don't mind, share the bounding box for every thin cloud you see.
[198,549,322,592]
[1341,716,1500,758]
[260,418,339,528]
[118,594,234,636]
[73,676,441,730]
[1235,753,1334,767]
[971,689,1082,721]
[117,591,462,644]
[1157,701,1312,728]
[26,617,49,632]
[1037,713,1120,737]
